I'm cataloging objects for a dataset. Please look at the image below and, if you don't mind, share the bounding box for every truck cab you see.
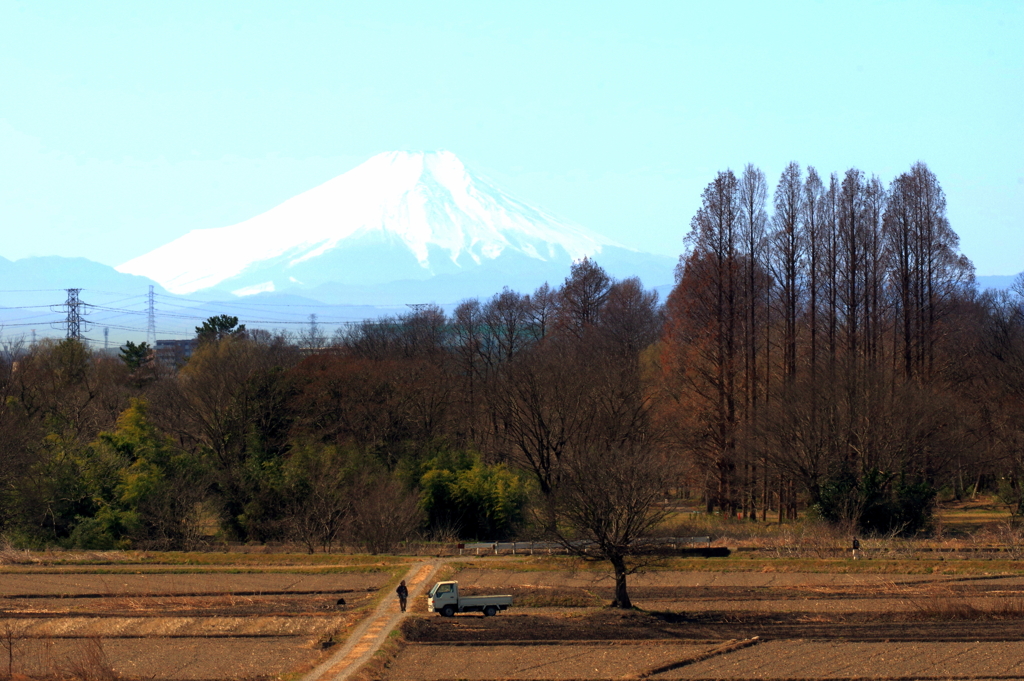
[427,581,458,613]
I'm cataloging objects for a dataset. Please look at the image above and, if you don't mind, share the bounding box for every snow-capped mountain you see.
[118,151,665,300]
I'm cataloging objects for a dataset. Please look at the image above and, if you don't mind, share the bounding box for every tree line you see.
[664,161,986,530]
[0,161,1022,567]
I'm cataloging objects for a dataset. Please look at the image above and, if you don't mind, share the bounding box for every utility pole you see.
[147,285,156,345]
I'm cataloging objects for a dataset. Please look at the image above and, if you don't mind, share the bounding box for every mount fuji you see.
[117,151,676,303]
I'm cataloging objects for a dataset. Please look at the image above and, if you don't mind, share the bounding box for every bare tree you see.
[666,169,741,512]
[348,474,422,554]
[771,162,804,382]
[738,163,770,412]
[341,305,448,361]
[0,336,35,531]
[976,290,1024,510]
[802,167,826,386]
[164,334,298,540]
[1,621,26,679]
[552,444,672,608]
[557,257,612,339]
[598,277,662,358]
[483,287,534,363]
[862,175,888,365]
[822,173,841,379]
[282,444,352,553]
[489,342,599,511]
[528,282,558,341]
[493,298,658,530]
[450,299,485,443]
[885,162,974,381]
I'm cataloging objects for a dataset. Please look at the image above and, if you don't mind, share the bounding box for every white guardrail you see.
[456,537,712,555]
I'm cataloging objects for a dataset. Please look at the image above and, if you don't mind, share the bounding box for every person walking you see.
[396,579,409,612]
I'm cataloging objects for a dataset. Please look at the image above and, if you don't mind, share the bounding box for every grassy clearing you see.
[659,494,1020,544]
[934,497,1015,533]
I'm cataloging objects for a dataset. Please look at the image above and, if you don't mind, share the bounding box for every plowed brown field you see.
[381,565,1024,681]
[0,566,393,680]
[7,558,1024,680]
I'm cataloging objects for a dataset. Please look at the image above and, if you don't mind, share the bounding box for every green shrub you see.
[414,449,529,540]
[816,465,935,536]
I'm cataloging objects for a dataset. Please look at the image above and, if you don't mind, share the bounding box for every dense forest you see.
[1,161,1022,553]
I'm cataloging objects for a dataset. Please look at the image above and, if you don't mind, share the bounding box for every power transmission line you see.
[49,288,90,340]
[1,287,429,343]
[147,285,156,345]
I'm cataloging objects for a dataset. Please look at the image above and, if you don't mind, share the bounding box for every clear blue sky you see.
[1,0,1021,275]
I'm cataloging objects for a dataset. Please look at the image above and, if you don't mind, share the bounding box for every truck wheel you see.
[484,605,497,617]
[441,605,455,618]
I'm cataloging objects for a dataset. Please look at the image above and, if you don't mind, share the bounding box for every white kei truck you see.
[426,581,512,617]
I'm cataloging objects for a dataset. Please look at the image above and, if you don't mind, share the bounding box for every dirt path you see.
[303,559,442,681]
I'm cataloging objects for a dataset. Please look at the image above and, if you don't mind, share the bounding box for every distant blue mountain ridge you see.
[0,255,1020,346]
[976,274,1021,291]
[1,255,1018,306]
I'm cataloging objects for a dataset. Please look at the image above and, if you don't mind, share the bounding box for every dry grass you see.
[0,540,44,567]
[655,495,1024,559]
[963,521,1024,559]
[906,595,1024,620]
[934,497,1014,534]
[884,578,1024,621]
[0,541,413,569]
[430,563,459,584]
[0,630,117,681]
[460,585,603,608]
[58,638,117,681]
[1,621,28,679]
[453,551,1024,575]
[0,565,397,579]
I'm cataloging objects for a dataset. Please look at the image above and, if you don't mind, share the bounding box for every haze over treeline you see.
[1,161,1022,554]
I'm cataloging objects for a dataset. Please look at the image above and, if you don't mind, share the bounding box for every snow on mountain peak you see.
[117,150,619,295]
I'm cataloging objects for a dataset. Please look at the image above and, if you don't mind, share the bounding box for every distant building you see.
[155,339,198,367]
